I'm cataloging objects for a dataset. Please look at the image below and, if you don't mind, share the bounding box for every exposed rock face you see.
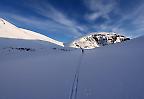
[69,32,130,49]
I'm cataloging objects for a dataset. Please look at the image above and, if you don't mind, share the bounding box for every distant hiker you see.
[80,47,84,54]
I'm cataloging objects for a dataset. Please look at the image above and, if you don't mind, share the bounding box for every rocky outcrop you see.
[69,32,130,49]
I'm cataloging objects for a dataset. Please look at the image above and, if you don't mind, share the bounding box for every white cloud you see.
[26,2,86,36]
[0,1,87,39]
[84,0,117,21]
[113,3,144,37]
[1,0,144,39]
[83,0,144,37]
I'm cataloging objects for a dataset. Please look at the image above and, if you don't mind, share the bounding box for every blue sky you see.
[0,0,144,42]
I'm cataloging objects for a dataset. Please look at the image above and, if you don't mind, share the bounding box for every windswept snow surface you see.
[0,34,144,99]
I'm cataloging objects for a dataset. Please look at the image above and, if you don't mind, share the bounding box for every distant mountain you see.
[67,32,130,49]
[0,18,63,46]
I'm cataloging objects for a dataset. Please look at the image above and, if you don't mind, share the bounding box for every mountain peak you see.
[67,32,130,49]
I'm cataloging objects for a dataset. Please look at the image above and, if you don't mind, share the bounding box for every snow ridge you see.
[0,18,64,46]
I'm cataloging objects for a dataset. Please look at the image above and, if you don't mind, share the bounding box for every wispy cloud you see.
[83,0,144,37]
[26,2,86,36]
[84,0,117,21]
[1,0,144,40]
[0,1,87,41]
[110,3,144,37]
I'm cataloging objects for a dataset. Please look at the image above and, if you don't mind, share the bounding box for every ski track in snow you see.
[69,51,84,99]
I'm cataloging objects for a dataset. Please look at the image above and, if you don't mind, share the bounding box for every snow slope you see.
[0,18,63,46]
[0,34,144,99]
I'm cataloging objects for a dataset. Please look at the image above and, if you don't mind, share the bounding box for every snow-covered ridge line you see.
[0,18,64,46]
[20,28,64,46]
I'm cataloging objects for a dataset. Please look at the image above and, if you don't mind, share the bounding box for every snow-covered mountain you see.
[68,32,130,49]
[0,18,63,46]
